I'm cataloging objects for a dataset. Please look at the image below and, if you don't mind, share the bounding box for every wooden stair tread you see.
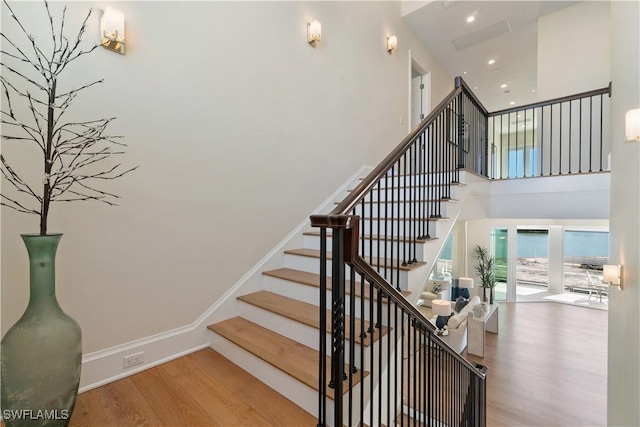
[303,231,438,244]
[237,290,387,347]
[208,317,366,400]
[262,268,411,300]
[284,248,427,271]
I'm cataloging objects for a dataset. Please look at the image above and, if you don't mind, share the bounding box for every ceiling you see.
[403,0,580,112]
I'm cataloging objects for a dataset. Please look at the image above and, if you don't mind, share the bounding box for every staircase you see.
[208,77,492,427]
[207,171,470,425]
[204,75,615,426]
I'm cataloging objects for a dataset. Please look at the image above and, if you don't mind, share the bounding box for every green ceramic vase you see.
[1,234,82,427]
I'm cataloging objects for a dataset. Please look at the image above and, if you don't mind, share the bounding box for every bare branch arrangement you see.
[1,0,136,235]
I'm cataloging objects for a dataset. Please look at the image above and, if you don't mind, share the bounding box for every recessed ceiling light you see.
[488,59,496,65]
[501,84,507,88]
[510,101,515,105]
[466,15,475,23]
[463,71,467,75]
[474,86,478,90]
[531,89,536,93]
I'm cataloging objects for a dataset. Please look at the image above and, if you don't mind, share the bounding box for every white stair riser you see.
[262,275,399,322]
[374,173,463,188]
[360,219,440,238]
[238,300,375,368]
[209,333,365,427]
[348,202,449,219]
[284,254,411,291]
[355,187,458,202]
[209,333,320,420]
[303,234,427,262]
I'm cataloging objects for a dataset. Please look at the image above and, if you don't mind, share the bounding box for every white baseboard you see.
[78,166,372,392]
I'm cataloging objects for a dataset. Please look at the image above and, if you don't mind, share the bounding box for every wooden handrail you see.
[489,82,612,116]
[351,255,487,379]
[455,76,490,116]
[311,84,464,223]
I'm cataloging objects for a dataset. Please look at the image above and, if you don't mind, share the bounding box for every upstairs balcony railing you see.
[489,84,612,179]
[309,76,610,426]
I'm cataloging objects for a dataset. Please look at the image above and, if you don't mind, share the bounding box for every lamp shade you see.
[459,277,474,289]
[432,299,451,317]
[626,109,640,142]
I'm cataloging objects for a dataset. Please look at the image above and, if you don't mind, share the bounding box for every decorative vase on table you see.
[1,234,82,427]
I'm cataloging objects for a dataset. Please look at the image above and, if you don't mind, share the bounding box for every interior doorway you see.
[409,51,431,132]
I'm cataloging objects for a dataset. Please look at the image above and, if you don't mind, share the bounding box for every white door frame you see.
[408,49,431,133]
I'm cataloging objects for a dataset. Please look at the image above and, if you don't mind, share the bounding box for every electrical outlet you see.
[123,352,144,369]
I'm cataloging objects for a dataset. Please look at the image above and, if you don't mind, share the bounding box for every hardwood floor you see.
[463,302,607,427]
[66,302,605,427]
[69,349,316,427]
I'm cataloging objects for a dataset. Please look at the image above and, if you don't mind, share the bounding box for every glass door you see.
[492,228,508,301]
[516,229,550,298]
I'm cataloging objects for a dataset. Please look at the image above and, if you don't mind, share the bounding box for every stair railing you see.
[310,76,487,427]
[488,83,612,179]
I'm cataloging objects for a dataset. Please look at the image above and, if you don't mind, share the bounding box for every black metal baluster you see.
[524,109,528,177]
[317,228,327,427]
[377,288,383,426]
[550,104,554,175]
[377,183,381,272]
[589,96,593,172]
[402,153,408,266]
[559,101,563,174]
[540,106,545,176]
[348,267,356,425]
[599,94,604,171]
[359,273,366,426]
[569,101,573,173]
[391,164,399,291]
[329,227,345,427]
[411,142,418,263]
[579,99,583,173]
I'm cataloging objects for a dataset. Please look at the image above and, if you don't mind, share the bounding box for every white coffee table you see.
[467,304,499,357]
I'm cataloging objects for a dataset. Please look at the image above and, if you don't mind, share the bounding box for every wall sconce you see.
[307,20,321,47]
[603,264,622,289]
[387,35,398,53]
[100,7,125,54]
[458,277,474,299]
[626,108,640,142]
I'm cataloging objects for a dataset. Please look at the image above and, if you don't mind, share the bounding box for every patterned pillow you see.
[454,296,470,313]
[431,283,443,294]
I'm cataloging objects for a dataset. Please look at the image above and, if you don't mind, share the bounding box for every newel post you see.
[309,214,360,427]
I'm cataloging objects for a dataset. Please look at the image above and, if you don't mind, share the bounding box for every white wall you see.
[608,1,640,424]
[489,173,610,219]
[537,1,611,100]
[1,1,452,358]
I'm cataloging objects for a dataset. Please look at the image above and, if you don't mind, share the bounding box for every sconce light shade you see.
[100,7,125,54]
[626,108,640,142]
[387,35,398,53]
[307,20,321,46]
[603,264,622,289]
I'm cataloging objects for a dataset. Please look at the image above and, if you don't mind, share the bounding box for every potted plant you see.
[0,1,135,425]
[473,244,496,304]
